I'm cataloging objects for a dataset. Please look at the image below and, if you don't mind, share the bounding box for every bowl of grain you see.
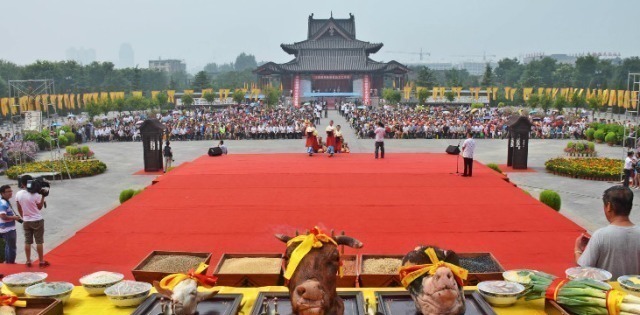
[25,282,74,304]
[131,250,212,284]
[214,253,284,287]
[79,271,125,295]
[359,255,404,287]
[104,280,152,307]
[2,272,48,295]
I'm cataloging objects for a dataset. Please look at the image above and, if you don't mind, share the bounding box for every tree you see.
[444,91,455,102]
[570,92,586,109]
[155,92,169,108]
[553,64,575,87]
[494,58,523,86]
[125,95,151,111]
[481,64,493,87]
[203,91,216,105]
[181,93,194,108]
[587,96,605,120]
[192,71,210,90]
[234,53,257,71]
[539,94,553,113]
[527,94,540,109]
[416,66,436,88]
[574,55,598,88]
[553,96,568,113]
[232,89,245,104]
[382,88,401,104]
[264,87,281,108]
[417,88,429,105]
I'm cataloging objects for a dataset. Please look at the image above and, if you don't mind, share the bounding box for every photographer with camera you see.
[15,175,49,268]
[0,185,21,264]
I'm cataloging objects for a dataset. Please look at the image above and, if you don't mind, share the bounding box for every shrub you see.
[471,103,484,109]
[5,141,38,166]
[119,189,135,204]
[66,146,79,155]
[587,142,595,151]
[605,132,617,145]
[540,190,561,211]
[24,130,52,150]
[133,189,144,196]
[81,146,90,154]
[594,130,605,141]
[6,159,107,179]
[486,163,502,173]
[58,135,69,147]
[575,142,585,151]
[498,102,506,108]
[585,128,595,141]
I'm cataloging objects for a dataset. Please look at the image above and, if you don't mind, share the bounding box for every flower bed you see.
[64,145,95,160]
[6,159,107,179]
[564,141,596,157]
[545,157,622,181]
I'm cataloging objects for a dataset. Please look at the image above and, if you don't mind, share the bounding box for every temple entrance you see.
[311,75,353,93]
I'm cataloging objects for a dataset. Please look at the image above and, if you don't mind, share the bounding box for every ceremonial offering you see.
[458,253,505,286]
[104,280,152,307]
[152,262,219,315]
[375,291,496,315]
[502,269,538,286]
[213,253,283,287]
[565,266,612,281]
[359,255,403,287]
[336,255,358,288]
[477,281,525,307]
[619,275,640,297]
[132,251,212,284]
[25,282,74,304]
[132,293,243,315]
[249,291,365,315]
[0,297,62,315]
[1,273,48,295]
[79,271,124,295]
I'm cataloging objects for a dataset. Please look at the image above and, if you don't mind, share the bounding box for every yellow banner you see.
[403,86,412,100]
[510,88,517,101]
[608,90,617,106]
[523,88,533,101]
[132,91,142,98]
[151,91,160,100]
[504,87,511,100]
[201,88,212,97]
[578,89,584,97]
[624,90,631,109]
[545,88,552,96]
[552,88,559,99]
[0,98,7,116]
[183,90,193,96]
[538,88,545,96]
[618,90,625,107]
[8,98,17,115]
[219,89,225,101]
[632,91,639,109]
[167,90,175,103]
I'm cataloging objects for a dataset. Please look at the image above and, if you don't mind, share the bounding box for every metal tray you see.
[250,291,365,315]
[131,293,243,315]
[375,290,496,315]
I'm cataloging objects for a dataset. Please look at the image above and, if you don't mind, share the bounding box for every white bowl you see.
[618,275,640,297]
[566,267,612,281]
[502,269,539,287]
[25,282,74,304]
[79,271,124,295]
[2,272,48,295]
[104,280,151,307]
[477,281,525,307]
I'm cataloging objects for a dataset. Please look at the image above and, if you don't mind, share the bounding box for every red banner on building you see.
[312,74,352,80]
[293,75,300,107]
[363,74,371,105]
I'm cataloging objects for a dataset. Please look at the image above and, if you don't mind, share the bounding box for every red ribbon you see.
[186,269,218,288]
[545,278,568,301]
[0,295,21,306]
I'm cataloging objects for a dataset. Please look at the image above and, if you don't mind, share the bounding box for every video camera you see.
[19,175,51,197]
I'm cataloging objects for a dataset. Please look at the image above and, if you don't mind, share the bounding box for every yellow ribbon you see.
[398,248,468,288]
[159,263,217,290]
[284,227,341,280]
[606,289,626,315]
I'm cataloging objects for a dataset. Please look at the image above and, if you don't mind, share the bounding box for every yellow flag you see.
[551,88,558,99]
[523,88,533,101]
[632,91,639,109]
[131,91,142,97]
[0,98,7,116]
[504,87,511,100]
[618,90,625,107]
[8,98,17,115]
[578,89,584,97]
[510,88,517,101]
[624,90,631,109]
[608,90,617,106]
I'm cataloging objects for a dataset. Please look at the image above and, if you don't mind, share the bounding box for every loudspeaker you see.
[208,147,223,156]
[445,145,460,155]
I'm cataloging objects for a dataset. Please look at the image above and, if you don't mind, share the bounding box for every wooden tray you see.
[131,293,242,315]
[337,254,358,288]
[458,253,505,286]
[213,253,283,287]
[375,290,496,315]
[16,298,63,315]
[131,250,212,284]
[545,299,573,315]
[359,254,404,287]
[250,291,365,315]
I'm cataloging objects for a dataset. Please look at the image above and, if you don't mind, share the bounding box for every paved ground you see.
[2,109,636,263]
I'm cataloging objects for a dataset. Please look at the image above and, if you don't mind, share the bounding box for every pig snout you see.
[295,280,324,301]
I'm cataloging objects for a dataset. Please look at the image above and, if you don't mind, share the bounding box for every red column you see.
[363,74,371,105]
[293,74,300,108]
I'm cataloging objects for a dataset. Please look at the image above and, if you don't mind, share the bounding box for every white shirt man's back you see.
[15,189,43,221]
[462,138,476,158]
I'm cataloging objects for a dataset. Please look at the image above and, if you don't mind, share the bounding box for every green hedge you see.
[585,128,596,141]
[119,189,135,204]
[594,130,605,141]
[486,163,502,173]
[545,157,622,181]
[6,160,107,179]
[540,190,561,211]
[605,132,617,145]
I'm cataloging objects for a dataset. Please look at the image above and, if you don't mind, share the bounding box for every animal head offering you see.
[0,295,26,315]
[399,246,468,315]
[275,227,363,315]
[152,263,219,315]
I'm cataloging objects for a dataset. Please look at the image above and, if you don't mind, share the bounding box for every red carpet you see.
[3,154,584,282]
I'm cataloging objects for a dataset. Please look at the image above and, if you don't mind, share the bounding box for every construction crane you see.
[453,52,496,62]
[384,48,430,61]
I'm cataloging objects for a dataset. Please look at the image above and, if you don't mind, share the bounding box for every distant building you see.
[65,47,96,65]
[118,43,135,68]
[149,59,186,73]
[523,53,576,65]
[460,62,497,76]
[421,63,454,71]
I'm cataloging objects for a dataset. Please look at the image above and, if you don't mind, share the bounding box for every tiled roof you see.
[308,17,355,39]
[281,39,383,54]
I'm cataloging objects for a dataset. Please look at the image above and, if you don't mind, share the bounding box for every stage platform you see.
[2,153,584,282]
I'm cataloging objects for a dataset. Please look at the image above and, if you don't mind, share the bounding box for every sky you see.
[3,0,639,73]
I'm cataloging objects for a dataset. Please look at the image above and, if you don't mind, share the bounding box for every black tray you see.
[131,293,243,315]
[250,291,365,315]
[375,290,496,315]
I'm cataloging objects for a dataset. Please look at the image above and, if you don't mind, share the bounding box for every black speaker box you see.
[445,145,460,155]
[208,147,223,156]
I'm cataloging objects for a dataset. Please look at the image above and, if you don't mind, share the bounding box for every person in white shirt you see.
[374,122,385,159]
[623,151,635,187]
[461,132,476,177]
[15,176,48,267]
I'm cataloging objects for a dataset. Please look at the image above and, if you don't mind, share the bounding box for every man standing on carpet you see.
[461,132,475,177]
[16,175,48,268]
[0,184,20,264]
[374,121,385,159]
[623,151,634,187]
[575,186,640,278]
[325,120,336,157]
[163,141,173,173]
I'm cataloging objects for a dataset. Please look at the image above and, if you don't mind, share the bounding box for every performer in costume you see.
[334,125,343,153]
[325,120,336,157]
[313,135,325,153]
[305,122,317,156]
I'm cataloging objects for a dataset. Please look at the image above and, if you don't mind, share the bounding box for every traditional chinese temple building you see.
[255,13,409,106]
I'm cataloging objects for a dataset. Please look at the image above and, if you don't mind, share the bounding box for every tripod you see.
[451,140,462,175]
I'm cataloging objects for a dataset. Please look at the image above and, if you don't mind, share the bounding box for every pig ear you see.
[275,234,291,243]
[196,290,218,302]
[335,235,363,248]
[153,281,173,299]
